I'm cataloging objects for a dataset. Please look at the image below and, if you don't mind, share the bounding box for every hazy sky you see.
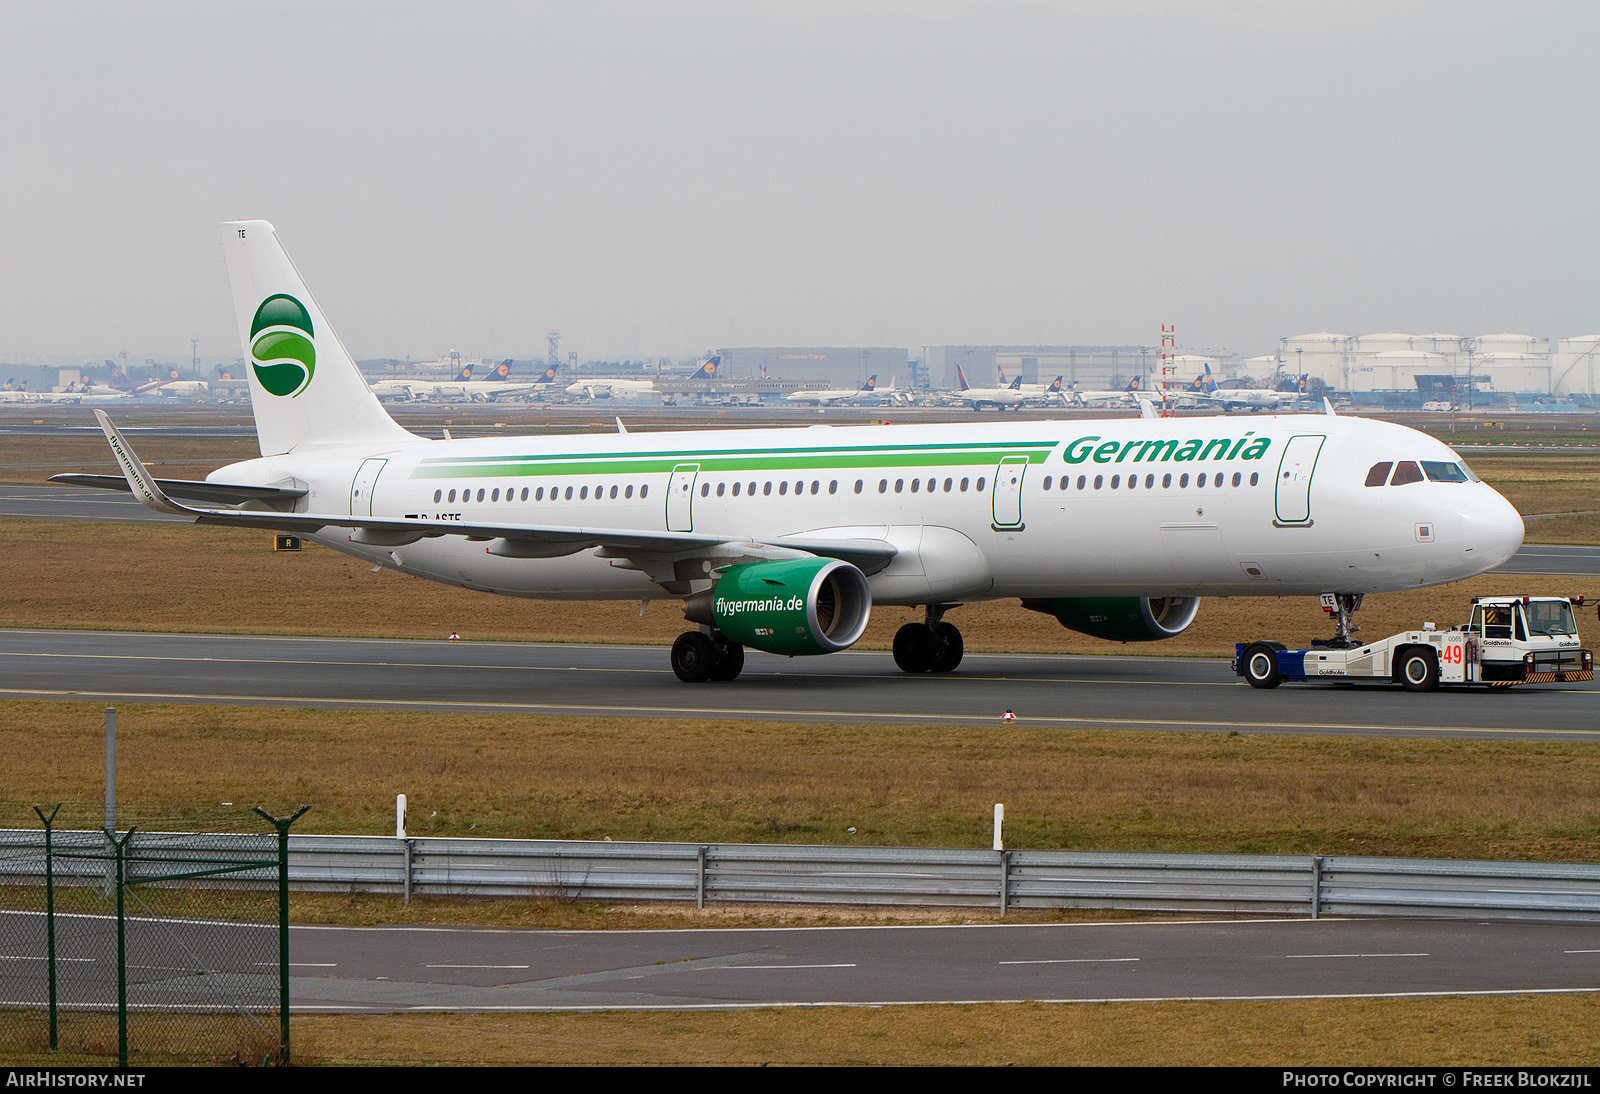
[1,0,1595,364]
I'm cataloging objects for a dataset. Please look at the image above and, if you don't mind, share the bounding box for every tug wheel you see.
[1400,649,1440,692]
[1243,643,1282,689]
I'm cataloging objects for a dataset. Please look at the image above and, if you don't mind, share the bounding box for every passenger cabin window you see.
[1390,462,1424,486]
[1365,462,1392,487]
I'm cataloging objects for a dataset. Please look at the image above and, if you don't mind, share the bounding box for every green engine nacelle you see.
[1021,596,1201,642]
[685,557,873,656]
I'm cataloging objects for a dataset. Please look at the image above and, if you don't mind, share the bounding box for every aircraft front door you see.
[991,455,1028,529]
[1274,435,1324,526]
[349,458,388,516]
[667,463,699,532]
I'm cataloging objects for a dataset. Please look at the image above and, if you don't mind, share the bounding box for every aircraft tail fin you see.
[690,355,720,380]
[956,367,970,392]
[1008,375,1023,390]
[1045,376,1063,393]
[861,375,876,392]
[221,221,417,456]
[493,359,512,380]
[455,364,474,382]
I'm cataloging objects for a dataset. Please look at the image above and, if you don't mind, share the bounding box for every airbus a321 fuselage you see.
[65,221,1525,683]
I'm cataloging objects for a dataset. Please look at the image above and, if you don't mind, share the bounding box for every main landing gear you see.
[893,604,964,674]
[671,629,744,683]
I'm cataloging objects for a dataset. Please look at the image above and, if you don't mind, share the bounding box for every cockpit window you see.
[1459,459,1481,482]
[1422,461,1469,483]
[1365,462,1392,487]
[1525,600,1577,637]
[1389,461,1424,486]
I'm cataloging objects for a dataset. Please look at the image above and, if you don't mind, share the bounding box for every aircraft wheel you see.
[671,631,719,683]
[709,640,745,682]
[1242,643,1282,689]
[930,622,964,673]
[1400,649,1440,692]
[893,623,937,673]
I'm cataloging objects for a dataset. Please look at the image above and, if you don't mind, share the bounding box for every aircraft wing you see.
[84,411,897,568]
[48,473,308,506]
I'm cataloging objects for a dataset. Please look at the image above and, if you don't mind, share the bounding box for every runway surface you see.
[2,482,1597,576]
[281,917,1600,1010]
[0,628,1594,740]
[7,911,1588,1011]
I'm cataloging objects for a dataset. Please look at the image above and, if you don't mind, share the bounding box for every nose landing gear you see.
[1317,593,1365,650]
[893,604,964,674]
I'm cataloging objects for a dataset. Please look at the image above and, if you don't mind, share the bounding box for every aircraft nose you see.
[1460,491,1524,571]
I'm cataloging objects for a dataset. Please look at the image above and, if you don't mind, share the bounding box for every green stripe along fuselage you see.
[410,440,1057,480]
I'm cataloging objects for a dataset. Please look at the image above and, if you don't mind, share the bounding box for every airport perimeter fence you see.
[0,805,306,1067]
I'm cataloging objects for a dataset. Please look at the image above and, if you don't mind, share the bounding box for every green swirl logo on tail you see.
[249,294,315,397]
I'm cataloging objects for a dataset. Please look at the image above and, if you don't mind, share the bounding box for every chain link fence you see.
[0,804,304,1066]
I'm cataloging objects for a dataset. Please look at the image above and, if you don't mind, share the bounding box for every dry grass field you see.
[5,701,1599,868]
[7,996,1597,1066]
[283,995,1600,1066]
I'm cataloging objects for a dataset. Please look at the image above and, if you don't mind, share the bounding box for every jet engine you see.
[685,557,872,656]
[1021,596,1201,642]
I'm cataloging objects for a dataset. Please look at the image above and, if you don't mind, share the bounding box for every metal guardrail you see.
[2,831,1598,922]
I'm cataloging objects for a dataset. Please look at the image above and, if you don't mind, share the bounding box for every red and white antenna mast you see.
[1159,324,1177,417]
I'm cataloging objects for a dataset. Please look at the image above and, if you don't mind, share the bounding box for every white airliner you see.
[0,387,129,405]
[565,374,655,399]
[1197,363,1304,413]
[566,358,720,400]
[786,376,879,405]
[949,369,1029,410]
[62,221,1525,684]
[1066,378,1144,408]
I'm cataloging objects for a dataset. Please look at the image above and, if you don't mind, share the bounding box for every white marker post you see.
[397,794,411,904]
[104,708,116,833]
[992,803,1004,851]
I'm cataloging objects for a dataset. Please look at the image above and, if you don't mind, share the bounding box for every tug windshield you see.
[1524,600,1578,638]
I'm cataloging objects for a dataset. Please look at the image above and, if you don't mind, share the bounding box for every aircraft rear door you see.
[349,458,388,516]
[991,455,1028,529]
[1273,435,1324,526]
[667,463,699,532]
